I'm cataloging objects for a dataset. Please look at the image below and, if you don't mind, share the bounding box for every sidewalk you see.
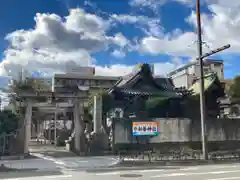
[117,157,240,166]
[0,164,38,172]
[1,153,122,172]
[0,154,36,160]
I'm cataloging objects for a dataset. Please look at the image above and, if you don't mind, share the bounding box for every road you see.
[0,156,120,170]
[1,161,240,180]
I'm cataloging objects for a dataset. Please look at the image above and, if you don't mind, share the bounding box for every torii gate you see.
[17,90,91,154]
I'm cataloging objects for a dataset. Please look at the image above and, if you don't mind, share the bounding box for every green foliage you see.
[0,110,20,134]
[145,97,166,109]
[9,78,50,113]
[229,76,240,98]
[88,90,114,115]
[181,96,200,118]
[10,79,34,93]
[83,106,92,122]
[102,92,114,114]
[11,78,50,93]
[145,97,167,118]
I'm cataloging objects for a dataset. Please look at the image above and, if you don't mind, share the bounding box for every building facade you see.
[167,59,224,88]
[52,73,120,93]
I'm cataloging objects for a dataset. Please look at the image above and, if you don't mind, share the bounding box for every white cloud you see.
[129,0,167,11]
[129,0,194,10]
[185,2,240,53]
[111,50,126,58]
[153,62,176,75]
[138,0,240,59]
[109,33,129,47]
[94,64,133,76]
[0,7,179,85]
[139,32,200,57]
[111,14,163,37]
[0,0,239,105]
[0,8,129,79]
[94,62,176,77]
[171,56,183,67]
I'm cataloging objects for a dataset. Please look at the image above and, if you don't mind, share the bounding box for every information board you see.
[132,122,159,136]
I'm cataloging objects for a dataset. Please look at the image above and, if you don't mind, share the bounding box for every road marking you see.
[95,172,121,176]
[77,161,88,163]
[138,169,165,173]
[4,175,72,180]
[207,177,240,180]
[95,169,165,176]
[179,165,239,171]
[95,164,240,176]
[180,167,200,170]
[151,170,240,178]
[30,153,68,167]
[46,175,72,179]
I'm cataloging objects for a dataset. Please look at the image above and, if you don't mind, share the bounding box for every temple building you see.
[108,63,186,119]
[185,72,225,118]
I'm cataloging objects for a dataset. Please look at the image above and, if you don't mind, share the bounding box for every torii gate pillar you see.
[73,99,85,154]
[24,100,32,154]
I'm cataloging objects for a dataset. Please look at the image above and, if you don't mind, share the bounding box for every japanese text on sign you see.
[132,122,159,136]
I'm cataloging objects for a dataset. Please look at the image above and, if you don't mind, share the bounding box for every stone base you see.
[89,132,109,155]
[66,135,87,156]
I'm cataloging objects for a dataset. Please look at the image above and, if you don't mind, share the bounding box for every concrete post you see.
[93,95,102,134]
[24,101,32,154]
[73,100,84,152]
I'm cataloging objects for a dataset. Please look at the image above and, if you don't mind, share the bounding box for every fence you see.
[112,117,240,153]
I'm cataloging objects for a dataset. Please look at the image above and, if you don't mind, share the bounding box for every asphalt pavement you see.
[2,142,240,180]
[0,155,120,170]
[2,161,240,180]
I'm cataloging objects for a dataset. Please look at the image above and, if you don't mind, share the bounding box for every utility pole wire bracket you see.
[197,44,231,60]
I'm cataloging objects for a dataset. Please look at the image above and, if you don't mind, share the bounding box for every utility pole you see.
[0,97,2,111]
[196,0,208,160]
[54,106,57,147]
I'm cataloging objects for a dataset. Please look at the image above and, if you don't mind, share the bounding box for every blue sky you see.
[0,0,239,79]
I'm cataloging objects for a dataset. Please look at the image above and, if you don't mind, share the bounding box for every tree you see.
[88,90,114,129]
[7,78,50,136]
[9,78,49,114]
[225,76,240,116]
[0,110,20,135]
[228,76,240,99]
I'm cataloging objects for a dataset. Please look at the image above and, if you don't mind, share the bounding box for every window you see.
[77,79,83,85]
[203,66,211,74]
[84,80,89,85]
[90,80,95,86]
[95,80,100,86]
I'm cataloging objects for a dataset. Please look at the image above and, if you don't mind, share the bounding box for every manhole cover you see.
[120,174,142,178]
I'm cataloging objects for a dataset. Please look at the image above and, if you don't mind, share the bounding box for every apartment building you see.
[167,59,224,88]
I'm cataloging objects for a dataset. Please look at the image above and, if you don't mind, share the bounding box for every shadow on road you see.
[29,143,77,158]
[85,165,180,173]
[0,170,64,179]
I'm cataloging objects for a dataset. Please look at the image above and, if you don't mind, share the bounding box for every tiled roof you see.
[110,63,182,97]
[188,72,218,95]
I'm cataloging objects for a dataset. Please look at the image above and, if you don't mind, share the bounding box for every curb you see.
[117,159,240,166]
[0,154,36,160]
[0,164,38,172]
[85,159,240,172]
[85,165,180,173]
